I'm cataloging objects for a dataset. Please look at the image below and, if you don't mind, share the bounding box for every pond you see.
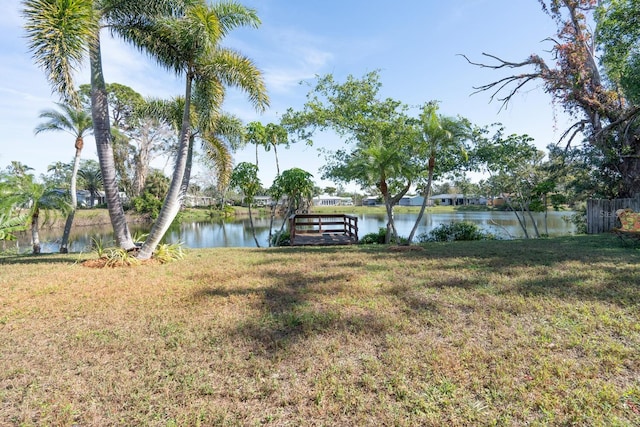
[14,210,576,253]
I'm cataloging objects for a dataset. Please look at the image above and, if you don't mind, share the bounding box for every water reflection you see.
[14,210,575,253]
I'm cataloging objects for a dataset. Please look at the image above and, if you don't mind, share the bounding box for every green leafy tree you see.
[230,162,262,247]
[269,168,315,246]
[34,102,93,253]
[81,82,175,199]
[284,72,418,243]
[473,126,546,238]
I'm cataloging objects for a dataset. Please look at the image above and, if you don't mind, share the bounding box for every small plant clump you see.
[359,227,387,244]
[418,221,491,242]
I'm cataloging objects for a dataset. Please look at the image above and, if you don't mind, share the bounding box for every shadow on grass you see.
[204,235,637,356]
[0,253,84,265]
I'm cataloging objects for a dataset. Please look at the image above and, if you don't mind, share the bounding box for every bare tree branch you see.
[459,53,547,111]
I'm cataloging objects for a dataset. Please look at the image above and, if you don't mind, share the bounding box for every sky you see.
[0,0,576,193]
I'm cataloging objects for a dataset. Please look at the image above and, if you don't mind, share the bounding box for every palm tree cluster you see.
[22,0,269,259]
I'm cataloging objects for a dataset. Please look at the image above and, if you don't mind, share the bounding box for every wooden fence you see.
[587,194,640,234]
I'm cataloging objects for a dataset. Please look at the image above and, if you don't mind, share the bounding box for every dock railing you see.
[288,214,358,245]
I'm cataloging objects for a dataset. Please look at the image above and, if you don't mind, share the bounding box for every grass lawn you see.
[1,235,639,425]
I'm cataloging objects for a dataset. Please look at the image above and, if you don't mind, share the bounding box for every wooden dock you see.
[289,214,358,246]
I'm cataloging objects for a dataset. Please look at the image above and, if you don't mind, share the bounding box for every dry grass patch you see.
[1,235,639,425]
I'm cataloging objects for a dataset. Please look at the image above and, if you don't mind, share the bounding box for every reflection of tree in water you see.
[17,212,575,253]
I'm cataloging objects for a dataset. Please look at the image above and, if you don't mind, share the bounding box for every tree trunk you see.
[248,204,260,247]
[407,161,435,243]
[59,147,81,253]
[180,135,195,199]
[89,31,135,250]
[273,143,280,176]
[31,209,40,255]
[137,76,194,260]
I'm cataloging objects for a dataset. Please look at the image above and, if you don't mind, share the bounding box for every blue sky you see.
[1,0,574,191]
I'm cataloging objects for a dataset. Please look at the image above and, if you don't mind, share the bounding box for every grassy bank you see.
[1,235,639,425]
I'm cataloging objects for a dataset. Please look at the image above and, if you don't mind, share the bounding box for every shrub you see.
[419,221,487,242]
[131,191,163,219]
[271,231,290,246]
[359,228,387,245]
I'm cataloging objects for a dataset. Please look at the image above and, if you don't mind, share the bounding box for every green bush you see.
[131,191,164,219]
[359,228,387,245]
[418,221,488,242]
[271,231,290,246]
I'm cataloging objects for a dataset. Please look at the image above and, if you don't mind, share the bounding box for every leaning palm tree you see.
[406,103,471,243]
[35,102,93,253]
[119,1,268,259]
[22,0,187,251]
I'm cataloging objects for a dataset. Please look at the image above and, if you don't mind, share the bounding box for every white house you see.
[312,194,354,206]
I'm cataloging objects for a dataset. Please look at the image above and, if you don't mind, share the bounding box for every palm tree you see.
[4,174,71,254]
[22,0,185,251]
[264,123,288,175]
[245,121,266,168]
[230,162,261,247]
[406,103,471,243]
[77,162,103,208]
[35,102,93,252]
[120,1,269,260]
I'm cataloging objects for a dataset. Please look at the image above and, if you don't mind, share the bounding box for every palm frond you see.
[22,0,97,104]
[201,48,269,112]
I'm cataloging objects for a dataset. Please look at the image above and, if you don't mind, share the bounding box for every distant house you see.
[184,195,215,207]
[253,195,274,207]
[399,195,428,206]
[429,193,487,206]
[312,194,354,206]
[362,196,380,206]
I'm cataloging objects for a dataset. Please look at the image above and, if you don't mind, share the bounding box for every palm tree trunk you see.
[31,209,41,255]
[59,148,81,253]
[180,135,195,198]
[273,143,280,175]
[89,31,135,250]
[248,204,260,247]
[407,162,435,243]
[137,76,193,260]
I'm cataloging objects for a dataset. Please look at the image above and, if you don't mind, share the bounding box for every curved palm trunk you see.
[180,135,196,198]
[273,143,280,175]
[89,31,135,250]
[247,204,260,247]
[407,161,435,243]
[59,147,81,253]
[137,76,194,260]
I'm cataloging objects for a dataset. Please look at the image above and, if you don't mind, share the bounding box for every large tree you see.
[122,1,268,260]
[283,72,419,243]
[34,102,93,253]
[22,0,189,250]
[462,0,640,197]
[229,162,262,247]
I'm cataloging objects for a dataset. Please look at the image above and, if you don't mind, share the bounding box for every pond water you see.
[15,210,576,253]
